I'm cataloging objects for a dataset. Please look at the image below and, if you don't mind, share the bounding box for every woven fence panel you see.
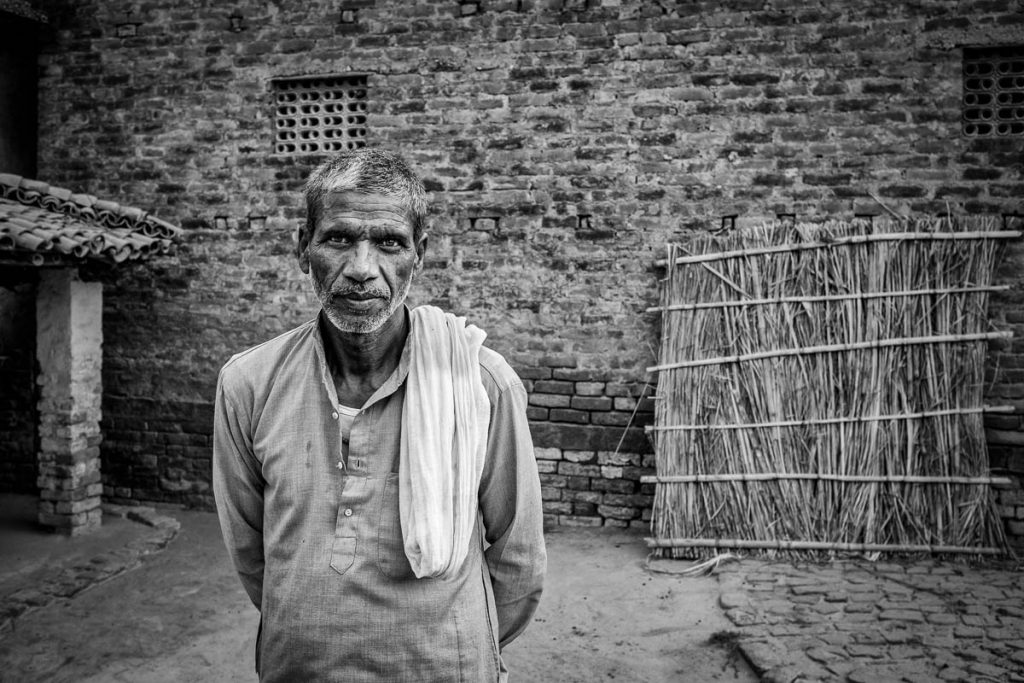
[648,218,1014,559]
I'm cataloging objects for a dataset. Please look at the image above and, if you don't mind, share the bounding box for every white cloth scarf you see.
[400,305,490,579]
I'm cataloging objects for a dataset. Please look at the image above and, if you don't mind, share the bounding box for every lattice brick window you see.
[962,45,1024,138]
[272,74,368,155]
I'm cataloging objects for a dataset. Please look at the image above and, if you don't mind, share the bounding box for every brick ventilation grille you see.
[963,46,1024,138]
[272,75,368,154]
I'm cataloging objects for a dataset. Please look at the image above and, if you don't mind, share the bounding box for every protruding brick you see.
[563,450,596,463]
[529,393,571,408]
[534,447,563,460]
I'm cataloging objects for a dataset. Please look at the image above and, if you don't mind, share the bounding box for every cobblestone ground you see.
[717,557,1024,682]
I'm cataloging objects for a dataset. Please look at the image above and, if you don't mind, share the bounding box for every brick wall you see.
[12,0,1024,539]
[521,358,655,528]
[0,282,36,493]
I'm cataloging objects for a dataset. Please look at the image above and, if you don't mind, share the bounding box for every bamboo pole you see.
[644,537,1007,555]
[641,473,1013,485]
[645,404,1015,432]
[647,331,1012,373]
[644,285,1011,314]
[653,230,1023,268]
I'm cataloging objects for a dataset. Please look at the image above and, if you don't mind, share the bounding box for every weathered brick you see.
[533,380,575,395]
[535,460,558,474]
[534,447,563,461]
[526,406,549,420]
[516,366,552,380]
[574,382,606,396]
[550,409,589,424]
[540,486,562,501]
[565,476,591,491]
[590,478,636,493]
[558,462,601,478]
[597,451,641,466]
[552,368,607,382]
[597,505,640,520]
[539,473,567,488]
[591,412,633,426]
[539,354,578,369]
[563,490,602,504]
[529,393,571,408]
[570,396,613,411]
[543,501,572,515]
[557,514,603,528]
[563,450,596,464]
[602,493,653,508]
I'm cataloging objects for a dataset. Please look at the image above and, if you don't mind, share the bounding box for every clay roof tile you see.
[0,175,182,267]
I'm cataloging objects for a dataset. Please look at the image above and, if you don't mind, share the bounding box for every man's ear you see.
[414,232,428,272]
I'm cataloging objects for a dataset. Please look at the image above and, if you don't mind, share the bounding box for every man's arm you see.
[478,379,547,648]
[212,364,266,610]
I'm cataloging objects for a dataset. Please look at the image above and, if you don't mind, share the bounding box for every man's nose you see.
[342,241,378,282]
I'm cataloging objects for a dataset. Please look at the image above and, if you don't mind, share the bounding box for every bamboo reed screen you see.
[646,218,1018,559]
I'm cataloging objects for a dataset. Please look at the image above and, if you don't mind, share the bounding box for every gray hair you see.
[300,149,428,255]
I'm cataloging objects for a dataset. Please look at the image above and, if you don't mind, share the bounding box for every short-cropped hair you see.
[301,149,427,254]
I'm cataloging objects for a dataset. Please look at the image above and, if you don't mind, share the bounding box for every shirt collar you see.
[312,306,413,410]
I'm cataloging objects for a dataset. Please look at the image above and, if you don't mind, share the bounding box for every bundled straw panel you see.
[646,218,1017,559]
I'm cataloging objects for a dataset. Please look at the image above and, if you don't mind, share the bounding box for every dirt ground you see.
[0,506,755,682]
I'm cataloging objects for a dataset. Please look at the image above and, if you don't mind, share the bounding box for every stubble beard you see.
[312,273,413,334]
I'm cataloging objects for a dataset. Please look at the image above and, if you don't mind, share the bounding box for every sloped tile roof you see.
[0,0,47,23]
[0,174,182,266]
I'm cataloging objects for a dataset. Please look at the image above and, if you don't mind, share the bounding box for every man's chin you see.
[323,306,393,334]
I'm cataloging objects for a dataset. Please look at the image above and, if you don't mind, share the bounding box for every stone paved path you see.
[717,557,1024,682]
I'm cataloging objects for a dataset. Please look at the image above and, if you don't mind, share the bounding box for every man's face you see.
[300,191,426,334]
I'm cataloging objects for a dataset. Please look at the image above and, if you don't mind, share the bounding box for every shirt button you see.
[331,411,339,420]
[343,508,353,517]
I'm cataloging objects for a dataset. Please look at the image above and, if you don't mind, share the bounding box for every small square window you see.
[272,74,369,155]
[962,45,1024,138]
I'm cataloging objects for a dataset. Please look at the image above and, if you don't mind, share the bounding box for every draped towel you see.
[400,305,491,579]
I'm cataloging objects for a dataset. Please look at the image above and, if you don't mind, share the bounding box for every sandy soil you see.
[0,509,754,682]
[506,528,754,682]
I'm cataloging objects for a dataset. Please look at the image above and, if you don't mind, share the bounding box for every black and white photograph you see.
[1,1,1023,681]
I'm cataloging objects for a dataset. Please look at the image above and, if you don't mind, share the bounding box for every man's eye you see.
[326,235,351,244]
[380,238,401,248]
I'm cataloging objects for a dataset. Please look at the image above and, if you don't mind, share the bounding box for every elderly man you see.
[213,149,546,682]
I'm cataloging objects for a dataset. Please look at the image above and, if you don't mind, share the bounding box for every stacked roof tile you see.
[0,174,182,267]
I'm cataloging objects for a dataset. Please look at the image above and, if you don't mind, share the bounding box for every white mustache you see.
[332,287,390,298]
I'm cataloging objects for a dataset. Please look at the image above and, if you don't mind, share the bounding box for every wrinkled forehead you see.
[321,190,413,225]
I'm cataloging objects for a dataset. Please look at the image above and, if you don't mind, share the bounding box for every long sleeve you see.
[212,362,266,610]
[478,380,547,649]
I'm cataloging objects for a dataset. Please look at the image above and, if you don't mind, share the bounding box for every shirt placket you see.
[314,317,412,576]
[325,400,353,574]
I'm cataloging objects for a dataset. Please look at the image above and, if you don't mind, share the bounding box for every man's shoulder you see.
[219,319,318,385]
[478,345,524,397]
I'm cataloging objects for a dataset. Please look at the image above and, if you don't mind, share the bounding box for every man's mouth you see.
[341,292,381,301]
[331,290,389,312]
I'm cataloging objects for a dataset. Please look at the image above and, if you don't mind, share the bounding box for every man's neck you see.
[319,307,408,407]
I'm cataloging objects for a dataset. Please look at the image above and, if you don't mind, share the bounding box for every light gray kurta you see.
[213,315,546,682]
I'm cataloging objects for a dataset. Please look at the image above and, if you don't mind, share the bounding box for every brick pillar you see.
[35,268,104,535]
